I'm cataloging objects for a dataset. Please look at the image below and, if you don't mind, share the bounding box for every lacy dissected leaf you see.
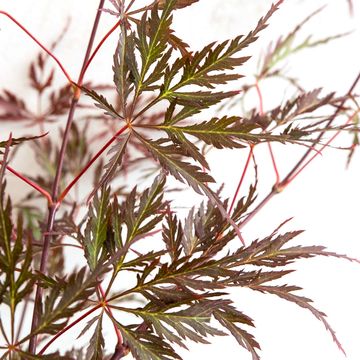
[89,133,131,200]
[234,229,305,268]
[157,0,199,10]
[164,90,239,108]
[136,135,214,194]
[121,250,166,272]
[84,187,111,270]
[259,7,349,80]
[123,256,237,298]
[135,136,243,240]
[159,116,300,149]
[271,89,335,126]
[182,182,256,257]
[125,300,226,348]
[124,172,166,244]
[249,284,345,355]
[136,0,177,93]
[29,62,54,94]
[33,266,104,336]
[0,182,33,308]
[0,184,13,304]
[85,312,105,360]
[233,222,359,268]
[82,86,123,119]
[162,0,283,94]
[162,210,183,261]
[151,1,284,127]
[15,351,74,360]
[0,133,47,154]
[182,207,201,256]
[120,325,181,360]
[0,90,31,121]
[214,303,260,360]
[47,84,73,117]
[166,128,209,169]
[114,24,135,113]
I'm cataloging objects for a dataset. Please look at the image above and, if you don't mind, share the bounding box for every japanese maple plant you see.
[0,0,359,359]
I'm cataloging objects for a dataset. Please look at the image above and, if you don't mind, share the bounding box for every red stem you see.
[28,0,107,353]
[228,146,253,215]
[37,304,102,355]
[240,72,360,230]
[0,162,52,204]
[0,11,73,85]
[98,285,123,344]
[267,142,280,184]
[79,19,121,85]
[58,124,129,202]
[289,110,360,183]
[255,79,280,184]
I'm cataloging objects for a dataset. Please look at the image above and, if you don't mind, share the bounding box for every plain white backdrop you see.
[1,1,360,359]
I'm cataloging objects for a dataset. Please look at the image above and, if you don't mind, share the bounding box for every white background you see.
[1,1,360,359]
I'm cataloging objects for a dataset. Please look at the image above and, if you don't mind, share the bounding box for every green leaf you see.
[259,6,349,80]
[161,0,283,94]
[136,135,214,195]
[160,116,262,148]
[32,266,104,337]
[124,172,166,243]
[0,184,33,311]
[167,129,209,169]
[157,0,199,10]
[120,325,182,360]
[15,350,73,360]
[77,314,102,340]
[85,312,105,360]
[136,134,244,244]
[214,304,260,360]
[84,187,111,270]
[125,301,226,349]
[163,90,239,108]
[136,0,177,93]
[82,87,123,120]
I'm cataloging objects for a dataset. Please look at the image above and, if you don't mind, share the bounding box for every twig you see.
[28,0,107,353]
[0,162,52,204]
[239,70,360,230]
[0,11,73,84]
[36,304,102,355]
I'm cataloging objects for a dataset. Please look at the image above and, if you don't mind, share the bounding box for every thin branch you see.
[80,19,121,84]
[281,70,360,185]
[289,109,360,182]
[255,80,280,184]
[0,162,52,204]
[28,203,58,353]
[58,124,129,202]
[239,71,360,230]
[28,0,107,353]
[0,11,73,85]
[228,146,253,215]
[36,304,102,355]
[98,285,123,344]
